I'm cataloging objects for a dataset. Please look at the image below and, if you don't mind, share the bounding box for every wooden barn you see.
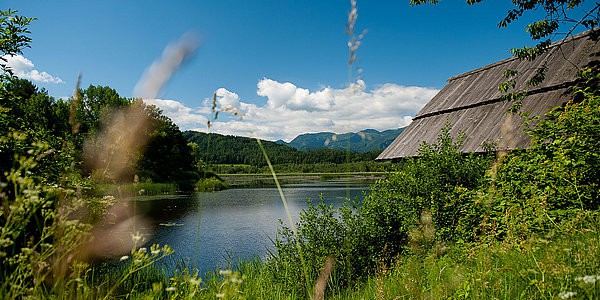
[377,31,600,160]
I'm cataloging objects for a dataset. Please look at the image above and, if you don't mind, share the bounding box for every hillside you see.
[277,128,404,152]
[182,131,382,167]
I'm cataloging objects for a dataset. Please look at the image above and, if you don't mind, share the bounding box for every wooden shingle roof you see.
[377,31,600,160]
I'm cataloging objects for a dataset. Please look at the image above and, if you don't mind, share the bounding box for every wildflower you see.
[138,247,147,254]
[134,259,142,264]
[165,286,177,292]
[102,195,115,201]
[575,275,600,284]
[216,293,225,298]
[131,232,143,243]
[151,248,160,255]
[219,270,232,276]
[189,278,201,286]
[558,291,577,299]
[120,255,129,261]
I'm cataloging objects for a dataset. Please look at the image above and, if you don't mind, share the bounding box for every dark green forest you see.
[184,131,384,168]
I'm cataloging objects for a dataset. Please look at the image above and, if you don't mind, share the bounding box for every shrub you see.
[270,124,493,296]
[486,68,600,241]
[362,122,492,261]
[195,177,228,192]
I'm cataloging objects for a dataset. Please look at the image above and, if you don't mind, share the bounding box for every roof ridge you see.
[447,29,597,82]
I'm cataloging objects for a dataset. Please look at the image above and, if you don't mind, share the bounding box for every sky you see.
[1,0,594,141]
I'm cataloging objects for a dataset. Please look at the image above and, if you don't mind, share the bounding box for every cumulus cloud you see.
[1,54,64,84]
[258,78,334,111]
[145,78,439,141]
[143,98,209,127]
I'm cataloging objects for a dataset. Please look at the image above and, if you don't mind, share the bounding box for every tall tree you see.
[136,103,198,189]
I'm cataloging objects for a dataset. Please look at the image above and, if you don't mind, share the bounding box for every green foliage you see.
[333,212,600,300]
[363,122,492,251]
[195,177,228,192]
[0,9,35,73]
[94,182,178,198]
[270,124,492,296]
[272,197,367,295]
[0,133,92,298]
[486,68,600,242]
[183,131,384,171]
[135,103,199,190]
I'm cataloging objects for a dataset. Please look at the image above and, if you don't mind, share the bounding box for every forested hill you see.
[183,131,382,166]
[277,128,404,152]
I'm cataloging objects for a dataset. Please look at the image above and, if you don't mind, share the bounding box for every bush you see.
[486,68,600,242]
[195,177,228,192]
[270,123,493,296]
[271,197,367,295]
[361,122,492,261]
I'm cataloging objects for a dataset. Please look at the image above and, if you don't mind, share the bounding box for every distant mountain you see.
[278,128,404,152]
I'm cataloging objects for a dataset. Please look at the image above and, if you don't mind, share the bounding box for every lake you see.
[136,182,369,274]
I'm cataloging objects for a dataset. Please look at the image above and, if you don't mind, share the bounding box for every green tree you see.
[0,9,35,75]
[136,103,199,190]
[69,85,130,147]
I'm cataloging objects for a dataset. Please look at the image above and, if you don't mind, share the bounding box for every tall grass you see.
[331,211,600,299]
[95,182,179,198]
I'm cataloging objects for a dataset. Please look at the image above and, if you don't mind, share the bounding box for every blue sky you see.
[1,0,592,141]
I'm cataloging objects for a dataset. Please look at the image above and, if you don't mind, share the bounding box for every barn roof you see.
[377,30,600,160]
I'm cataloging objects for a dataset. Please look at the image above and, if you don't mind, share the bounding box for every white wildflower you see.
[165,286,177,292]
[131,232,143,243]
[138,247,147,254]
[151,249,160,255]
[216,293,225,298]
[119,255,129,261]
[219,270,232,276]
[102,195,115,201]
[558,291,577,299]
[575,274,600,284]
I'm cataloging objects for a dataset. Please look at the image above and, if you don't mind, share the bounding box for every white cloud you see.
[258,78,334,111]
[145,78,439,142]
[1,55,64,84]
[143,98,209,127]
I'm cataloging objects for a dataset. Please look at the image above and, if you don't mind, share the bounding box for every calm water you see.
[136,182,369,274]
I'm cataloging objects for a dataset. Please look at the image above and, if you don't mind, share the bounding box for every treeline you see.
[1,79,199,190]
[210,161,392,174]
[184,131,383,168]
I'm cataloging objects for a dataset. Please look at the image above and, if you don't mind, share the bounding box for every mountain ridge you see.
[277,128,404,152]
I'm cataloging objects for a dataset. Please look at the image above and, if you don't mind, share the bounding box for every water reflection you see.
[136,182,369,274]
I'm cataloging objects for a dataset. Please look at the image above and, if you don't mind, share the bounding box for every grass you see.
[95,182,179,197]
[329,211,600,300]
[219,172,384,188]
[195,177,228,191]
